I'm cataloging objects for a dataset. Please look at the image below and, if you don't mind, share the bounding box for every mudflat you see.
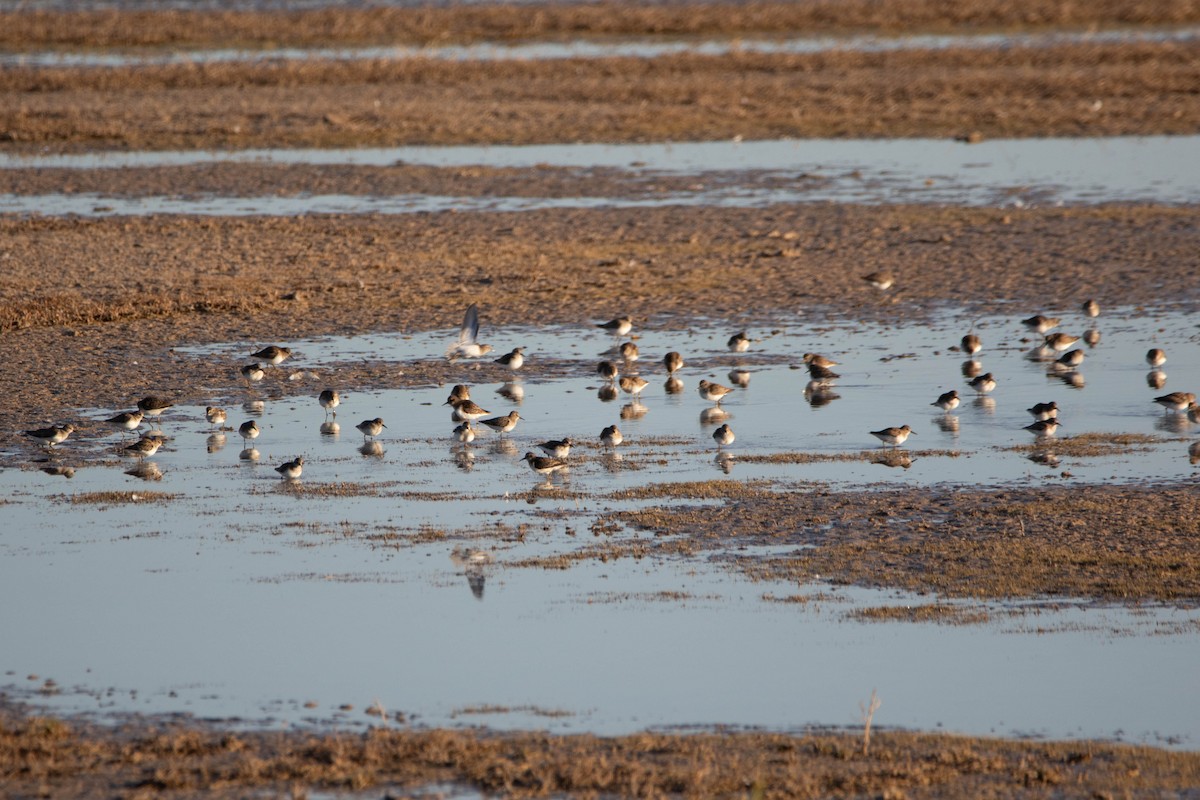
[2,0,1199,795]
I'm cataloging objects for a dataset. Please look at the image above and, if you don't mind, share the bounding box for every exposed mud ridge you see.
[3,701,1200,799]
[615,482,1200,603]
[3,0,1197,50]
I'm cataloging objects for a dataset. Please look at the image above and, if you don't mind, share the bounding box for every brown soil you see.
[4,702,1200,800]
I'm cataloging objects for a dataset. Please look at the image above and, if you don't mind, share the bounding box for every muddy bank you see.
[4,0,1196,50]
[3,702,1199,799]
[3,40,1196,151]
[1,204,1198,431]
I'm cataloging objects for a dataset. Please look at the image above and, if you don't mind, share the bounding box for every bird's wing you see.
[459,304,480,345]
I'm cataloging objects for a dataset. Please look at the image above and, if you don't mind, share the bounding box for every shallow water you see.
[4,27,1194,68]
[1,136,1197,211]
[2,307,1199,745]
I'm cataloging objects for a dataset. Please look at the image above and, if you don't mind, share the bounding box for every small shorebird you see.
[318,389,340,418]
[137,396,173,418]
[523,452,568,481]
[106,410,144,436]
[712,423,735,448]
[1082,299,1100,318]
[454,421,476,444]
[480,411,521,435]
[960,334,981,356]
[1022,314,1060,334]
[861,271,895,290]
[803,353,839,369]
[698,379,733,405]
[1025,419,1062,436]
[448,397,489,423]
[1055,349,1085,368]
[931,390,960,412]
[240,363,265,384]
[238,420,260,445]
[447,304,492,359]
[727,332,750,352]
[251,345,291,365]
[1044,333,1080,352]
[868,429,912,448]
[663,351,684,374]
[871,425,915,447]
[597,361,619,382]
[538,438,574,459]
[124,435,164,458]
[1083,329,1101,346]
[1027,401,1059,421]
[1146,348,1167,368]
[275,456,304,480]
[356,418,386,440]
[495,347,525,371]
[597,316,633,337]
[968,373,997,394]
[1154,392,1196,414]
[206,406,227,429]
[600,424,624,450]
[619,375,649,398]
[619,341,640,362]
[25,423,74,448]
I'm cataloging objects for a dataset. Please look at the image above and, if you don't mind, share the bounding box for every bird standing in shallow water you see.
[871,425,915,447]
[238,420,260,445]
[356,418,386,440]
[712,424,735,448]
[319,389,340,419]
[600,425,623,450]
[251,346,291,366]
[698,380,733,405]
[523,452,568,481]
[275,456,304,480]
[495,347,525,371]
[597,316,633,337]
[960,334,981,356]
[932,390,960,412]
[727,332,750,352]
[206,406,227,429]
[25,424,74,448]
[663,351,684,374]
[480,411,521,435]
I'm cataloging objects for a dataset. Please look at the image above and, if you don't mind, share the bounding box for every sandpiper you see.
[597,316,633,337]
[495,347,525,371]
[445,384,471,403]
[932,390,960,412]
[523,452,568,480]
[448,397,490,423]
[1055,349,1085,368]
[871,424,915,447]
[698,379,733,405]
[124,435,164,458]
[25,423,74,447]
[712,423,735,448]
[727,332,750,352]
[447,303,492,359]
[137,396,173,418]
[206,406,227,429]
[597,361,619,382]
[454,421,476,444]
[480,411,521,435]
[803,353,839,369]
[1154,392,1196,414]
[251,345,291,365]
[960,334,981,356]
[356,417,386,440]
[274,456,304,479]
[1027,401,1059,420]
[619,341,640,362]
[1082,299,1100,318]
[619,375,649,398]
[308,387,338,419]
[538,438,574,459]
[1022,314,1060,334]
[106,410,144,436]
[862,271,895,290]
[968,373,997,394]
[238,420,260,445]
[1146,348,1167,368]
[600,424,624,450]
[1044,333,1080,352]
[240,363,265,383]
[1024,419,1062,436]
[663,351,684,374]
[1083,329,1101,346]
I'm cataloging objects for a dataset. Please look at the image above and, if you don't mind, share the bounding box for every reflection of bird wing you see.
[468,569,485,600]
[459,304,480,345]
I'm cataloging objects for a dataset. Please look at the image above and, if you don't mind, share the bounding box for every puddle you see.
[3,27,1195,69]
[2,306,1200,746]
[2,136,1197,210]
